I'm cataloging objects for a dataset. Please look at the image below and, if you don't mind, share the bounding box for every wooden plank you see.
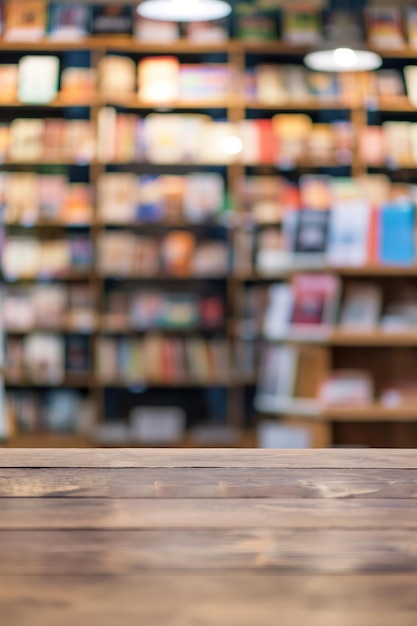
[1,529,417,575]
[1,574,417,626]
[2,449,417,469]
[1,498,417,530]
[1,467,417,499]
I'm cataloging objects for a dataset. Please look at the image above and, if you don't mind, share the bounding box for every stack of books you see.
[97,231,228,278]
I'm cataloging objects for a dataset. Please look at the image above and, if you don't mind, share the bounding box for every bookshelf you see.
[4,5,417,449]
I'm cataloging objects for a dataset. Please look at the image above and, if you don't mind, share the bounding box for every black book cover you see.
[293,209,329,255]
[91,4,133,36]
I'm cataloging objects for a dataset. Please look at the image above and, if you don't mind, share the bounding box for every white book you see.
[405,66,417,108]
[326,199,370,267]
[18,56,59,104]
[257,420,312,449]
[340,284,382,329]
[263,283,293,340]
[255,345,298,407]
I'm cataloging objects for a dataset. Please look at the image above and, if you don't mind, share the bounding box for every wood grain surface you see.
[1,449,417,626]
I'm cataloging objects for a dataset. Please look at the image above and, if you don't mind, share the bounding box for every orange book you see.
[4,1,47,41]
[367,205,380,264]
[257,119,278,164]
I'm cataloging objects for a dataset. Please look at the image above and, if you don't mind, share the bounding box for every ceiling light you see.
[305,47,382,72]
[137,0,232,22]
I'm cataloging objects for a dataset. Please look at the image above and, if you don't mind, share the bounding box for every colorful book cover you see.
[404,66,417,108]
[184,18,228,43]
[4,0,46,41]
[235,3,277,41]
[91,4,133,36]
[282,7,322,46]
[49,3,90,40]
[407,8,417,48]
[291,274,340,328]
[379,199,415,265]
[0,65,18,103]
[365,7,405,48]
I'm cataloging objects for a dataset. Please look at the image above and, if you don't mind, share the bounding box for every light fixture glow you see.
[305,47,382,72]
[221,135,243,156]
[137,0,232,22]
[333,47,357,68]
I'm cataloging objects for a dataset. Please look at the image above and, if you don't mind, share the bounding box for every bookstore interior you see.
[4,0,417,449]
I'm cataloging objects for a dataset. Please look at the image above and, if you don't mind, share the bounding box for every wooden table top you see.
[1,448,417,626]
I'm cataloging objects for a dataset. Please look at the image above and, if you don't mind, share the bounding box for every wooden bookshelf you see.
[4,28,417,449]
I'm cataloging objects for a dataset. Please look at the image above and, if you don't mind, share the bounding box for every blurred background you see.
[2,0,417,450]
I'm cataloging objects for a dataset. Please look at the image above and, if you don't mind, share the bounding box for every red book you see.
[367,205,380,264]
[256,119,278,164]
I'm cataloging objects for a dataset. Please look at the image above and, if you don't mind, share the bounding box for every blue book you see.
[379,200,415,265]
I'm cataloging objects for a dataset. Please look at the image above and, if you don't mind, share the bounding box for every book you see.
[98,55,136,98]
[319,371,374,407]
[0,65,18,103]
[134,15,179,42]
[263,283,293,340]
[33,285,67,328]
[255,344,298,407]
[183,173,224,223]
[256,227,289,273]
[340,284,382,329]
[359,126,386,167]
[38,175,68,222]
[290,274,340,331]
[324,10,364,43]
[66,335,90,374]
[4,0,47,41]
[379,199,415,265]
[137,175,164,222]
[383,122,412,167]
[48,3,90,40]
[5,172,39,224]
[24,333,65,384]
[236,5,277,42]
[407,8,417,48]
[9,118,45,162]
[376,69,404,99]
[193,241,228,277]
[184,18,228,42]
[257,420,312,449]
[273,114,312,165]
[327,198,371,267]
[129,407,186,445]
[282,7,322,45]
[365,7,405,48]
[292,209,330,265]
[255,65,287,104]
[179,64,229,102]
[300,175,332,211]
[61,184,93,225]
[91,4,133,36]
[138,57,180,104]
[404,66,417,108]
[60,68,96,102]
[98,172,137,223]
[18,56,59,104]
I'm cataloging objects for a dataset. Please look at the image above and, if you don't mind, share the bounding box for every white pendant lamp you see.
[305,46,382,73]
[304,7,382,73]
[137,0,232,22]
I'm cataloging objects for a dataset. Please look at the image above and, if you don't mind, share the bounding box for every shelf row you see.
[5,327,417,346]
[2,38,417,59]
